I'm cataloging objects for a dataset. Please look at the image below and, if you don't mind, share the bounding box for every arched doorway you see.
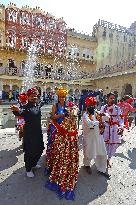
[3,85,10,100]
[46,87,51,94]
[123,84,132,96]
[3,85,10,92]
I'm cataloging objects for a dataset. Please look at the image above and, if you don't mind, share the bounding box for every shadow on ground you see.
[0,146,23,172]
[0,161,108,205]
[115,147,136,170]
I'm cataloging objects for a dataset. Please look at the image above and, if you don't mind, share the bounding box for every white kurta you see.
[82,112,107,173]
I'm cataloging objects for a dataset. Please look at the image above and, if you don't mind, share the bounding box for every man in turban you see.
[11,87,44,178]
[82,96,110,178]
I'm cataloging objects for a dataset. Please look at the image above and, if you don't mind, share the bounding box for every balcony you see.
[81,60,136,82]
[0,59,136,82]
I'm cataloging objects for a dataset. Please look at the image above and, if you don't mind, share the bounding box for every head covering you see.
[27,87,38,97]
[57,88,68,97]
[19,93,28,103]
[85,96,97,107]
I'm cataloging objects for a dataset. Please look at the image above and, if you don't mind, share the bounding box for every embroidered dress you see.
[118,101,136,129]
[100,104,124,159]
[45,104,79,200]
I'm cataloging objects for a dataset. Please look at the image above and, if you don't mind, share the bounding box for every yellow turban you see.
[57,88,68,97]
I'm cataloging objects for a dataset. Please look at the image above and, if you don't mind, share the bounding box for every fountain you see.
[0,34,82,129]
[21,43,37,92]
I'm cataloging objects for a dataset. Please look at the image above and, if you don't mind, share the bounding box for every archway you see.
[3,85,10,100]
[46,87,51,94]
[3,85,10,92]
[123,84,132,96]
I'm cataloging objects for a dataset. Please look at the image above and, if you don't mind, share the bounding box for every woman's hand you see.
[10,105,20,112]
[59,113,65,118]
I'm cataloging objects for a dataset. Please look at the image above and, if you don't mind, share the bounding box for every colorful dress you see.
[45,104,79,200]
[118,101,136,129]
[100,104,124,160]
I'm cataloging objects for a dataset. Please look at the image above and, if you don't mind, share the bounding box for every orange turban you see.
[57,88,68,97]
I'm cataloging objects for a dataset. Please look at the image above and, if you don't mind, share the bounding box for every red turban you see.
[126,98,133,105]
[19,93,28,103]
[27,88,38,96]
[85,96,97,106]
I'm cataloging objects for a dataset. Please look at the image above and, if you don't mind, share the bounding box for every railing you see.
[0,59,136,80]
[81,60,136,79]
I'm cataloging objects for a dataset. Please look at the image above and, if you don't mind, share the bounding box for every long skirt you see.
[45,120,79,200]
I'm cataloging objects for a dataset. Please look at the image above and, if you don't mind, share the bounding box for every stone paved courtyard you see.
[0,126,136,205]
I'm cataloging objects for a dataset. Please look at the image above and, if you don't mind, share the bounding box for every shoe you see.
[84,166,92,175]
[98,171,111,180]
[26,171,35,178]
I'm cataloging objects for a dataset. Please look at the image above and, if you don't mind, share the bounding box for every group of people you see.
[10,86,136,201]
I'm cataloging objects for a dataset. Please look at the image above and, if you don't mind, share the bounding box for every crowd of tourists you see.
[10,86,136,201]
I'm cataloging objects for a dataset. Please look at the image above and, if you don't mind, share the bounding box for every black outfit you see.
[13,101,45,172]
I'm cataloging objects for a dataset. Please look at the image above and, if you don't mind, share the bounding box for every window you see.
[21,60,26,70]
[77,53,79,56]
[109,48,112,56]
[109,33,113,38]
[69,51,71,56]
[103,31,106,37]
[87,55,90,58]
[8,59,15,68]
[83,53,85,58]
[58,67,63,74]
[0,33,2,44]
[102,53,104,58]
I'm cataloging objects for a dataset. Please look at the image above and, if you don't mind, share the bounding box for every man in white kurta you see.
[100,93,124,168]
[82,106,108,177]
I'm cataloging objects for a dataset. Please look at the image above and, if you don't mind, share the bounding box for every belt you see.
[106,121,119,126]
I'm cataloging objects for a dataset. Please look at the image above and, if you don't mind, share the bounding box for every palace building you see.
[0,3,136,98]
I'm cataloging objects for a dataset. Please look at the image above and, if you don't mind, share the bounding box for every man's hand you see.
[10,105,20,112]
[117,128,124,135]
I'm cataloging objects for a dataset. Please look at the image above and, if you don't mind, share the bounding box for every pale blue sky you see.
[1,0,136,34]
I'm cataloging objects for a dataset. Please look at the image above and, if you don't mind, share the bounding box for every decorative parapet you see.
[93,19,136,36]
[82,61,136,81]
[67,28,96,41]
[0,4,5,8]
